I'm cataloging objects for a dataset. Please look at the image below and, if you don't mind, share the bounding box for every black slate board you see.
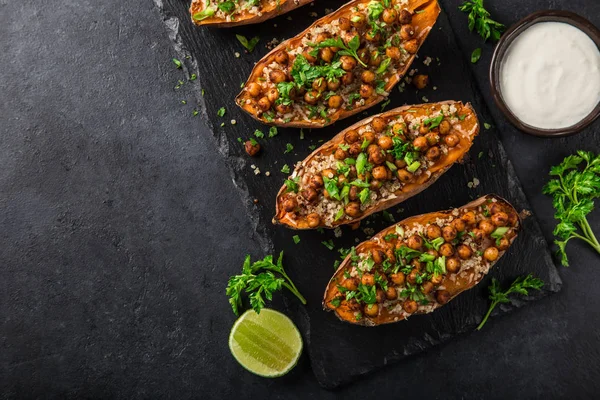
[159,0,562,389]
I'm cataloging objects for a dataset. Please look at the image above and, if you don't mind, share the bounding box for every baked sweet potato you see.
[323,194,521,326]
[236,0,441,127]
[190,0,313,28]
[273,101,479,229]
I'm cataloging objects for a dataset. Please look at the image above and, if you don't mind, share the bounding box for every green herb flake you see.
[284,143,294,154]
[217,107,226,117]
[172,58,182,68]
[281,164,290,174]
[292,235,301,244]
[471,48,482,63]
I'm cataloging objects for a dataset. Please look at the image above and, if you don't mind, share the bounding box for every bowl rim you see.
[489,10,600,138]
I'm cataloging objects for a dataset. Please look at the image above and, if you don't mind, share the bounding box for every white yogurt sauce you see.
[500,22,600,129]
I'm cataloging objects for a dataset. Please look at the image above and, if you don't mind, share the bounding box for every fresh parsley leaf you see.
[218,1,236,14]
[322,240,335,250]
[269,126,278,137]
[292,235,301,244]
[217,107,226,117]
[236,34,260,52]
[281,164,290,174]
[459,0,505,42]
[284,143,294,154]
[253,129,264,138]
[172,58,182,69]
[284,177,300,193]
[471,48,482,63]
[193,7,216,21]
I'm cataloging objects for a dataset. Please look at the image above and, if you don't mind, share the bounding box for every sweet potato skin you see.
[235,0,441,127]
[190,0,313,28]
[273,101,480,229]
[323,194,521,326]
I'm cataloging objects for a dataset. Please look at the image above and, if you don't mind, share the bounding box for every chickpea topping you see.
[301,188,318,203]
[426,146,441,161]
[274,51,288,65]
[426,225,442,239]
[400,24,415,40]
[393,122,407,136]
[304,90,319,105]
[348,185,358,201]
[407,234,423,250]
[438,120,451,135]
[419,125,430,135]
[257,97,271,112]
[421,281,435,294]
[397,168,413,182]
[444,133,460,147]
[413,136,428,151]
[306,213,321,228]
[341,71,354,85]
[382,9,397,24]
[395,158,407,168]
[320,47,334,63]
[322,168,336,179]
[491,212,509,227]
[430,273,443,285]
[457,244,472,260]
[307,176,323,191]
[461,211,477,225]
[451,218,466,232]
[303,50,317,63]
[267,87,279,103]
[371,117,387,132]
[439,243,455,257]
[442,225,457,241]
[369,180,382,190]
[327,79,341,91]
[364,303,379,317]
[479,219,495,235]
[360,84,374,98]
[365,30,381,42]
[413,74,429,90]
[339,17,352,31]
[470,228,485,242]
[390,272,405,285]
[349,142,362,156]
[276,104,291,114]
[342,278,359,291]
[282,197,297,212]
[446,257,461,273]
[269,70,287,84]
[403,299,418,314]
[385,286,397,300]
[371,166,388,181]
[369,50,383,66]
[345,202,362,217]
[351,12,366,28]
[312,78,327,93]
[345,129,359,144]
[361,70,376,84]
[363,132,376,143]
[372,250,384,264]
[436,290,451,305]
[334,147,347,160]
[340,55,357,71]
[368,147,385,165]
[386,46,401,60]
[378,135,393,150]
[375,289,386,303]
[403,39,419,54]
[328,95,343,109]
[244,140,260,157]
[362,273,375,286]
[483,247,499,261]
[399,9,413,24]
[246,82,261,98]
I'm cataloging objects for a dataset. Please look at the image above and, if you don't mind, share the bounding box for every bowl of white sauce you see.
[490,10,600,137]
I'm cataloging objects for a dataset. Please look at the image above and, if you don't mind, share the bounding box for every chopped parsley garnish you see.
[281,164,290,174]
[269,126,278,137]
[284,177,300,193]
[471,47,482,63]
[253,129,264,138]
[235,34,260,52]
[284,143,294,154]
[172,58,182,68]
[322,239,335,250]
[308,36,367,68]
[292,235,301,244]
[459,0,505,42]
[217,107,226,117]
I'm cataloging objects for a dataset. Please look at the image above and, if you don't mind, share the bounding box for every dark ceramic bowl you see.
[489,10,600,138]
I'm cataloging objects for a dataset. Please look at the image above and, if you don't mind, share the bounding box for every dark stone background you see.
[1,0,599,398]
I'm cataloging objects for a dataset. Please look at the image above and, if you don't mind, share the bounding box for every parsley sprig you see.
[477,275,543,330]
[226,252,306,315]
[542,151,600,266]
[309,36,367,68]
[459,0,505,41]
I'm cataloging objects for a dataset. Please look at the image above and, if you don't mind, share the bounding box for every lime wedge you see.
[228,308,303,377]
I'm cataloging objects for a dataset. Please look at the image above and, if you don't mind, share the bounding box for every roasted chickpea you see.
[314,32,330,44]
[399,9,413,24]
[436,290,451,305]
[246,82,261,97]
[470,228,485,242]
[439,243,455,257]
[351,12,366,28]
[401,24,415,40]
[369,50,383,67]
[424,133,439,147]
[369,180,382,190]
[320,47,334,63]
[360,84,374,98]
[362,273,375,286]
[326,78,340,91]
[483,247,499,262]
[371,117,387,132]
[364,303,379,317]
[363,132,376,143]
[403,299,418,314]
[267,88,279,103]
[312,78,327,93]
[328,95,343,109]
[345,202,362,218]
[283,196,297,212]
[269,70,287,84]
[397,168,413,183]
[386,46,401,60]
[446,257,461,273]
[301,188,318,203]
[361,70,376,84]
[451,218,466,232]
[306,212,321,228]
[497,237,510,251]
[365,30,381,42]
[257,97,271,111]
[375,289,386,303]
[345,129,359,144]
[410,75,429,91]
[274,51,288,65]
[339,16,352,31]
[426,146,441,161]
[348,186,358,201]
[413,136,429,151]
[456,244,472,260]
[438,120,451,135]
[390,272,405,285]
[341,71,354,85]
[461,211,477,225]
[244,140,260,157]
[444,134,460,147]
[426,224,442,239]
[479,219,495,235]
[342,277,359,291]
[322,168,336,179]
[393,122,407,136]
[371,166,387,181]
[407,234,423,250]
[382,8,397,24]
[334,147,347,160]
[308,174,324,189]
[385,286,397,300]
[349,142,362,156]
[378,135,393,150]
[304,90,319,105]
[419,125,430,135]
[421,281,435,294]
[431,273,443,285]
[442,225,457,241]
[368,148,385,165]
[507,212,519,227]
[372,250,384,264]
[395,158,407,168]
[403,39,419,54]
[492,212,509,227]
[340,55,357,71]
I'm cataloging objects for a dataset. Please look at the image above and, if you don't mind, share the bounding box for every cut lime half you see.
[228,308,303,378]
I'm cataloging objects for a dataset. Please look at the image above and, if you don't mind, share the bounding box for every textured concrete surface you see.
[1,0,599,398]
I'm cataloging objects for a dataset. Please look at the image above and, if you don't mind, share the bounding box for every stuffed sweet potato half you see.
[273,101,479,229]
[236,0,441,127]
[190,0,313,27]
[323,195,521,326]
